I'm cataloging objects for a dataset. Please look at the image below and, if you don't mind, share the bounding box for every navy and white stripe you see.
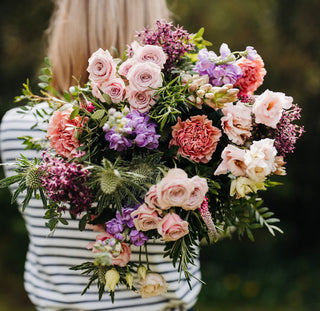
[0,104,201,311]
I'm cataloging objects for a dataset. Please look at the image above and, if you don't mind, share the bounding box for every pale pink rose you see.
[157,213,189,241]
[127,62,163,92]
[221,102,252,145]
[244,138,277,181]
[47,109,86,159]
[118,58,137,77]
[99,78,126,103]
[139,273,168,298]
[91,81,106,102]
[87,48,116,83]
[86,233,131,267]
[253,89,293,128]
[156,168,194,210]
[134,45,167,68]
[182,176,208,210]
[144,185,160,209]
[127,89,156,113]
[214,144,247,177]
[131,203,161,231]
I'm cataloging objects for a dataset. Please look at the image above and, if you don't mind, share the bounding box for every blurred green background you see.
[0,0,319,310]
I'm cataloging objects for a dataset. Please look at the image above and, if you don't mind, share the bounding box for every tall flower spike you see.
[199,197,217,240]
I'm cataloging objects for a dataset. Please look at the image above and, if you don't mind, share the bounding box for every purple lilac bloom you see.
[39,152,94,215]
[195,49,216,76]
[135,20,195,71]
[106,218,124,235]
[129,230,148,246]
[219,43,232,59]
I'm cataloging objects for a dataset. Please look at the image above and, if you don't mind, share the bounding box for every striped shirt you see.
[0,104,201,311]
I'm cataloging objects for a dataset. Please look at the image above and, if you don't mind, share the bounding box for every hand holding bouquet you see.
[0,20,304,301]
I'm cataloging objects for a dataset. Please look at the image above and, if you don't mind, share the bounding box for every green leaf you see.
[59,218,69,225]
[38,75,51,82]
[70,107,80,120]
[63,92,72,102]
[91,109,106,120]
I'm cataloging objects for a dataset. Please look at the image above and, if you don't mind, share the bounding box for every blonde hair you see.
[47,0,170,93]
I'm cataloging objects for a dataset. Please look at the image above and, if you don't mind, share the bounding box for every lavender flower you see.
[135,20,195,70]
[245,46,257,61]
[129,230,148,246]
[210,64,243,86]
[105,129,133,151]
[39,152,94,216]
[116,207,136,228]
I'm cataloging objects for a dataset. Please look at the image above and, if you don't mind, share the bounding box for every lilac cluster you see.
[40,152,94,215]
[252,104,304,157]
[104,110,160,152]
[106,205,148,246]
[135,20,195,70]
[195,44,243,87]
[273,104,305,156]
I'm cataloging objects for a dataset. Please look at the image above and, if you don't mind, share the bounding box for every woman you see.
[0,1,201,310]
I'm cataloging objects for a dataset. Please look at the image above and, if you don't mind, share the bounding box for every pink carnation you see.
[234,55,266,95]
[214,144,247,177]
[221,102,252,145]
[170,115,222,163]
[253,89,293,128]
[87,48,116,83]
[47,109,86,159]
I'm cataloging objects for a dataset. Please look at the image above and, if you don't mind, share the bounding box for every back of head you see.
[47,0,170,94]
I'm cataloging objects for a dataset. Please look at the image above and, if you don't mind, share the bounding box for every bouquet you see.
[0,20,304,301]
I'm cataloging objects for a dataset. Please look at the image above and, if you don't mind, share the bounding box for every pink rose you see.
[139,273,168,298]
[111,242,131,267]
[170,115,222,163]
[182,176,208,210]
[156,168,194,210]
[86,232,113,253]
[214,144,247,177]
[253,89,293,128]
[99,78,126,104]
[157,213,189,241]
[118,58,137,77]
[134,45,167,68]
[86,233,131,267]
[131,203,161,231]
[127,62,163,92]
[234,55,266,95]
[221,102,252,145]
[127,89,156,113]
[144,185,160,209]
[47,108,86,159]
[87,48,116,83]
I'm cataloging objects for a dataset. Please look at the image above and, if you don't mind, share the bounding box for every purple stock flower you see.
[106,218,124,235]
[116,207,136,228]
[105,129,133,151]
[129,230,148,246]
[246,46,257,61]
[104,110,160,151]
[210,64,243,86]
